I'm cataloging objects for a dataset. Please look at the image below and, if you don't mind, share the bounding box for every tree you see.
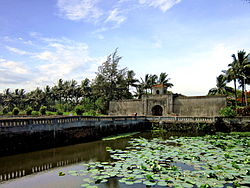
[134,84,144,99]
[140,74,151,94]
[26,87,46,111]
[55,78,64,105]
[208,74,234,96]
[80,78,92,98]
[223,58,239,104]
[92,49,131,113]
[149,74,158,94]
[158,72,174,89]
[2,88,14,111]
[231,50,250,105]
[126,70,139,91]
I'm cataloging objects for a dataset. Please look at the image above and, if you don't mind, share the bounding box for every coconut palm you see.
[26,87,46,110]
[80,78,92,98]
[126,70,139,90]
[134,84,144,99]
[55,78,64,104]
[149,74,158,94]
[140,74,151,94]
[158,72,174,89]
[223,59,239,104]
[2,88,14,110]
[231,50,250,105]
[208,74,234,96]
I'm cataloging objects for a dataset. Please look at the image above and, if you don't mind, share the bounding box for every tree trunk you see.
[241,78,245,106]
[234,79,237,106]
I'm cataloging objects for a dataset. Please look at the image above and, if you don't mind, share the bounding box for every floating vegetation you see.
[65,134,250,187]
[58,171,65,176]
[102,132,140,141]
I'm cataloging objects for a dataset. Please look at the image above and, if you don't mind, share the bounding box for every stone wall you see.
[0,116,150,156]
[173,96,227,116]
[143,95,173,116]
[109,95,227,116]
[109,100,144,115]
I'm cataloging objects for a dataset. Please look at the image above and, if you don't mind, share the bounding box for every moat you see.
[1,130,249,188]
[0,131,197,188]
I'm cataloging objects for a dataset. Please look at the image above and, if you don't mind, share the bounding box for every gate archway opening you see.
[152,105,163,116]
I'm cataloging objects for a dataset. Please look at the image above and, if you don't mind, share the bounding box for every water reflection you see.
[0,131,203,183]
[0,135,130,182]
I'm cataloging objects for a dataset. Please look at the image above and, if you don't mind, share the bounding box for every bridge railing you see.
[1,115,250,128]
[0,116,146,128]
[146,116,215,122]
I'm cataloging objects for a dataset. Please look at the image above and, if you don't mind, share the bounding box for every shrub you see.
[26,107,33,115]
[81,98,95,112]
[95,97,105,114]
[236,106,250,116]
[54,103,74,112]
[46,111,55,116]
[31,111,40,116]
[40,106,47,115]
[56,110,63,115]
[219,106,236,117]
[75,105,85,115]
[12,107,20,115]
[83,110,97,116]
[2,107,8,115]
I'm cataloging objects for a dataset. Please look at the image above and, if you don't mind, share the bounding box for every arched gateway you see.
[152,105,163,116]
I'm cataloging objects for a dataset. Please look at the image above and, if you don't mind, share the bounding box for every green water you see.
[1,131,248,188]
[0,131,202,188]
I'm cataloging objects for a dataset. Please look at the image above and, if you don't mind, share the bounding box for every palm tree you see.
[2,88,13,110]
[208,74,234,96]
[14,89,26,109]
[149,74,158,94]
[26,87,45,110]
[126,70,139,90]
[231,50,250,105]
[158,72,174,89]
[80,78,91,98]
[140,74,151,94]
[134,84,144,99]
[44,85,55,108]
[55,78,64,104]
[69,79,78,102]
[224,59,239,105]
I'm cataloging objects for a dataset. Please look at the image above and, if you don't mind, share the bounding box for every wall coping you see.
[175,95,227,99]
[1,115,250,128]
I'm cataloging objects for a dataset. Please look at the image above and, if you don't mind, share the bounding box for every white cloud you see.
[0,59,29,74]
[6,46,30,55]
[131,43,236,96]
[33,38,102,87]
[170,43,234,95]
[0,35,104,92]
[105,8,127,26]
[57,0,102,21]
[0,59,31,90]
[138,0,181,12]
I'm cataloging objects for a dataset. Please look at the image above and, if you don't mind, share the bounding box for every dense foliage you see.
[219,106,237,117]
[208,50,250,107]
[0,49,173,115]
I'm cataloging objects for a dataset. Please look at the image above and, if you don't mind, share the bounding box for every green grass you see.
[229,132,250,137]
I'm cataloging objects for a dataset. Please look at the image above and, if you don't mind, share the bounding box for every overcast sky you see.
[0,0,250,95]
